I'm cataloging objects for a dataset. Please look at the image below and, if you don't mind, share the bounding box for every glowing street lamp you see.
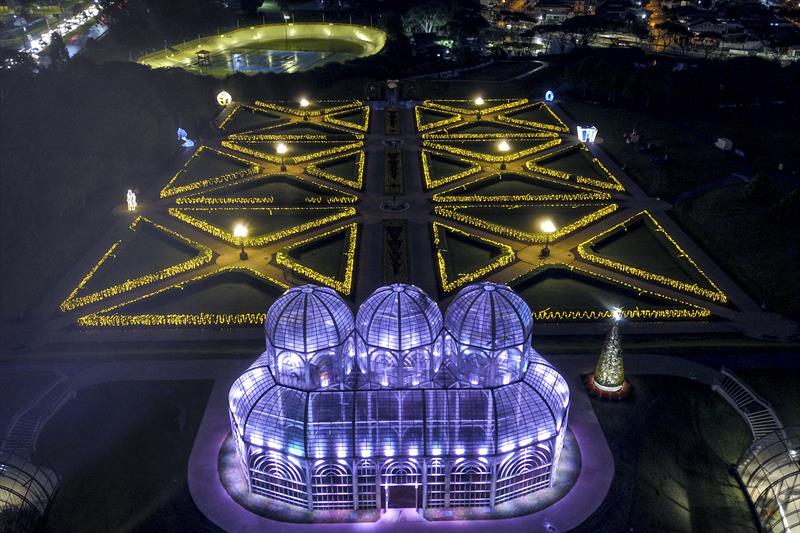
[233,223,248,260]
[540,219,557,257]
[299,97,310,120]
[474,95,484,119]
[276,142,288,172]
[498,139,510,170]
[216,90,232,106]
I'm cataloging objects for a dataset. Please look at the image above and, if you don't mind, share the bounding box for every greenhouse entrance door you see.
[380,459,421,510]
[383,484,420,509]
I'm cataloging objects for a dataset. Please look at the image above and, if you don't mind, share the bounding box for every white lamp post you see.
[498,139,510,170]
[276,142,288,172]
[540,219,557,257]
[475,95,484,120]
[234,223,248,260]
[299,97,310,120]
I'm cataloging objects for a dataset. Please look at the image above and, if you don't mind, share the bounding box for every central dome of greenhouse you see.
[227,283,570,513]
[355,283,442,351]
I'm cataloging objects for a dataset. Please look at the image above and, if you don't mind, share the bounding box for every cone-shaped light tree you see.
[593,308,625,392]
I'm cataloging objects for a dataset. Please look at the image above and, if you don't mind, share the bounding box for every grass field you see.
[455,204,609,236]
[591,219,708,286]
[440,229,504,282]
[116,270,284,316]
[37,380,219,533]
[575,375,755,533]
[194,174,340,203]
[288,232,348,279]
[673,184,800,318]
[81,224,198,294]
[559,103,740,198]
[180,207,339,239]
[514,267,678,314]
[457,173,579,197]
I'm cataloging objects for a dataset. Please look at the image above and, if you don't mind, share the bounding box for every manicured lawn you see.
[507,105,562,126]
[288,232,348,279]
[450,121,527,135]
[180,149,251,185]
[454,204,609,236]
[419,108,457,125]
[591,218,708,286]
[316,154,360,183]
[439,229,503,282]
[222,107,282,133]
[114,270,284,316]
[672,184,800,319]
[457,173,579,197]
[330,108,367,128]
[179,207,341,239]
[37,380,220,533]
[514,267,676,313]
[536,148,604,179]
[436,139,552,156]
[81,224,199,294]
[195,174,341,203]
[229,140,356,158]
[268,123,345,136]
[559,102,740,198]
[427,153,473,181]
[575,375,755,533]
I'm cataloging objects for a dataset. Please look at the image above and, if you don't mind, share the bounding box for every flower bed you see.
[525,144,625,192]
[432,222,515,293]
[510,263,712,321]
[77,266,288,327]
[275,223,358,295]
[496,102,570,133]
[305,150,366,190]
[420,150,482,190]
[434,203,619,244]
[169,206,356,246]
[160,146,261,198]
[60,217,213,312]
[576,211,728,303]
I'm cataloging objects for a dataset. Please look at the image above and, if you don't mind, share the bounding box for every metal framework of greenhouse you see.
[228,282,570,512]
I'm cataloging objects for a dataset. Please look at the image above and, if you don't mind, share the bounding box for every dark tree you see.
[240,0,263,15]
[48,32,69,71]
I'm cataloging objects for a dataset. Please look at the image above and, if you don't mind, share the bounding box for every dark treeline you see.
[564,48,800,114]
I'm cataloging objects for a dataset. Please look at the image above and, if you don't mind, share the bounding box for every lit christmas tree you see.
[587,308,630,398]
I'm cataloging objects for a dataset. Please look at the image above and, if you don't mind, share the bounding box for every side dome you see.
[444,282,533,387]
[355,283,443,387]
[265,285,354,389]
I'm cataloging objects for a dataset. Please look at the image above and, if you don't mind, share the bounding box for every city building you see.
[227,283,570,511]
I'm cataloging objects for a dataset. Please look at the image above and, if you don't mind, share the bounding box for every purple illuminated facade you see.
[228,283,570,511]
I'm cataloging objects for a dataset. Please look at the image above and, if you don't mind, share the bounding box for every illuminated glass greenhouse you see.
[228,283,570,511]
[737,426,800,533]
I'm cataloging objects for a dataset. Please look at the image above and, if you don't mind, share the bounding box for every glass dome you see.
[226,283,571,512]
[444,282,533,387]
[355,284,443,388]
[265,285,354,389]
